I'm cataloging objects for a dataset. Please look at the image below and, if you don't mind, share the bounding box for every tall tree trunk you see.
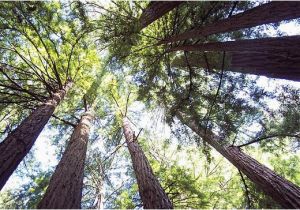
[169,36,300,81]
[37,111,93,209]
[140,1,184,29]
[160,2,300,44]
[175,110,300,208]
[169,35,300,52]
[122,118,173,209]
[230,51,300,81]
[0,82,72,190]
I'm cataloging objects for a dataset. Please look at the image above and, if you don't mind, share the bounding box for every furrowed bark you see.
[168,35,300,52]
[176,110,300,208]
[160,2,300,44]
[0,82,72,190]
[230,52,300,81]
[37,111,93,209]
[169,36,300,81]
[122,118,173,209]
[140,1,184,29]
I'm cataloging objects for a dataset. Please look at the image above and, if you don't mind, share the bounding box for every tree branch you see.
[237,134,300,148]
[238,170,252,208]
[52,114,76,128]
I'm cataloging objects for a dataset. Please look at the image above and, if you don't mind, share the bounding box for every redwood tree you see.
[230,51,300,81]
[0,2,95,190]
[168,35,300,53]
[37,111,93,209]
[122,117,173,209]
[168,36,300,81]
[37,69,104,208]
[160,1,300,43]
[0,82,72,190]
[176,110,300,208]
[139,1,184,29]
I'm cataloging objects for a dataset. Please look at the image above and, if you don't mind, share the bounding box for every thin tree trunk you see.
[0,82,72,190]
[96,186,104,210]
[122,118,173,209]
[175,110,300,208]
[168,35,300,52]
[37,111,93,209]
[160,2,300,44]
[140,1,184,29]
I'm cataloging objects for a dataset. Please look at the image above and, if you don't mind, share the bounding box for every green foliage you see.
[0,171,50,209]
[1,1,300,209]
[114,184,139,209]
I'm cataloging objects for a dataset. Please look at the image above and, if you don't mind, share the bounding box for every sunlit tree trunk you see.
[37,111,93,209]
[96,185,104,210]
[122,118,173,209]
[0,82,72,190]
[176,110,300,208]
[160,2,300,43]
[140,1,184,29]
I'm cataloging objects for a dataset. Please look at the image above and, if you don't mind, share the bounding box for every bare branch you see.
[238,134,300,148]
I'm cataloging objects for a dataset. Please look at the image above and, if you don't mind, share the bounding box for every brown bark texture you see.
[230,51,300,81]
[169,36,300,81]
[122,118,173,209]
[176,110,300,208]
[37,111,93,209]
[168,35,300,52]
[140,1,184,29]
[0,83,71,190]
[160,2,300,43]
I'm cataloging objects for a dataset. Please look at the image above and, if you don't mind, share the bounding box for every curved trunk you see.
[140,1,184,29]
[37,111,93,209]
[176,110,300,208]
[160,2,300,43]
[0,82,71,190]
[122,118,173,209]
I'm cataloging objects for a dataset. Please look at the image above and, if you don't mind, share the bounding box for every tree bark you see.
[169,36,300,81]
[140,1,184,29]
[175,110,300,208]
[230,51,300,81]
[37,111,93,209]
[0,82,72,190]
[168,35,300,53]
[122,118,173,209]
[160,2,300,44]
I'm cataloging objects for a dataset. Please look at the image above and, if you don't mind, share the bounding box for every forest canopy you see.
[0,1,300,209]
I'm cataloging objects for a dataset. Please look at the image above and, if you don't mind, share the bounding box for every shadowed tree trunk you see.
[169,36,300,81]
[0,82,72,190]
[122,117,173,209]
[140,1,184,29]
[37,111,93,209]
[175,110,300,208]
[168,36,300,52]
[160,2,300,44]
[230,51,300,81]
